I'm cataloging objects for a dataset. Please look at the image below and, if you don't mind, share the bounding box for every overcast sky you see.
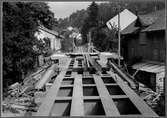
[47,1,108,19]
[47,0,163,19]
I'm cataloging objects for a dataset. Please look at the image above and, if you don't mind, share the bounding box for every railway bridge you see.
[34,46,158,117]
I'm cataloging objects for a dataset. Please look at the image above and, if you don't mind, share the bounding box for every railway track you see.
[34,52,158,117]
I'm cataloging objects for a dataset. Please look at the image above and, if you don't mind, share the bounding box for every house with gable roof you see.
[35,25,64,52]
[121,9,165,93]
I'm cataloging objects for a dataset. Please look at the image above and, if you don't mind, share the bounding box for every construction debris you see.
[137,82,165,116]
[3,63,53,116]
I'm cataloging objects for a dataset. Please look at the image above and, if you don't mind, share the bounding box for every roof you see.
[121,20,139,35]
[142,10,165,32]
[106,9,137,31]
[38,26,64,39]
[138,14,158,27]
[121,9,165,34]
[132,61,165,74]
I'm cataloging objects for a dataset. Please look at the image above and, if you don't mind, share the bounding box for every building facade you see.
[121,9,165,93]
[122,10,165,63]
[36,26,64,52]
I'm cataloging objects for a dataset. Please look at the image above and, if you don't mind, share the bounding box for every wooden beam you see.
[83,84,96,87]
[70,73,84,116]
[87,54,102,74]
[104,83,118,86]
[73,58,78,69]
[93,74,120,116]
[35,64,57,89]
[55,97,72,101]
[110,95,128,99]
[60,85,73,88]
[83,96,100,100]
[107,71,158,117]
[108,61,137,89]
[35,59,71,116]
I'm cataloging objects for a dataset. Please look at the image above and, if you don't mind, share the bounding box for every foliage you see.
[92,27,117,52]
[81,1,98,44]
[56,1,165,49]
[3,2,56,90]
[57,1,165,30]
[69,9,88,28]
[60,30,73,52]
[57,18,69,30]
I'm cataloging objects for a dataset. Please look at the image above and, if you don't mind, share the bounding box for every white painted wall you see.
[35,29,61,51]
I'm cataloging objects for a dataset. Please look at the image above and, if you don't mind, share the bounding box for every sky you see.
[47,0,164,19]
[47,1,108,19]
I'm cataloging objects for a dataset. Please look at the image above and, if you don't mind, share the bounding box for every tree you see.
[91,27,117,52]
[60,30,73,52]
[87,1,98,27]
[3,2,56,94]
[81,1,98,44]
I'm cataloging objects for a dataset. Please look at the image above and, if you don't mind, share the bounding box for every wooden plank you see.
[108,61,137,89]
[36,70,67,116]
[83,84,96,87]
[93,74,120,116]
[104,83,118,86]
[60,85,74,88]
[71,59,79,77]
[83,71,90,77]
[76,56,99,60]
[55,97,72,101]
[87,54,102,75]
[107,71,158,117]
[64,77,74,79]
[110,95,128,99]
[35,59,71,116]
[66,52,98,56]
[35,64,57,89]
[70,73,84,116]
[83,96,100,100]
[84,54,90,68]
[73,59,78,68]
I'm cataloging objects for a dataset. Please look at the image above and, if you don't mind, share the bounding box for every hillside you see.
[57,1,165,30]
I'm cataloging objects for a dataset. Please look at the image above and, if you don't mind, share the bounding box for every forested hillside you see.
[57,0,165,51]
[57,1,165,30]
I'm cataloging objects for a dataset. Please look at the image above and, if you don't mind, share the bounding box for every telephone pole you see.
[118,4,121,67]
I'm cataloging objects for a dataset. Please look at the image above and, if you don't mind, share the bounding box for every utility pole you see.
[118,4,121,67]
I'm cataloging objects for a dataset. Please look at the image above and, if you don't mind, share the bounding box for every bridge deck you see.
[35,52,158,117]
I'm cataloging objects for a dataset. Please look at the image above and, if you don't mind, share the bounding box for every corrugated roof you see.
[132,61,165,74]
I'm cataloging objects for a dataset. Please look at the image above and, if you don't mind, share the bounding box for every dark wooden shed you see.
[121,9,165,65]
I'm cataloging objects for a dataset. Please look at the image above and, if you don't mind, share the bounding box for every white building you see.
[35,26,64,52]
